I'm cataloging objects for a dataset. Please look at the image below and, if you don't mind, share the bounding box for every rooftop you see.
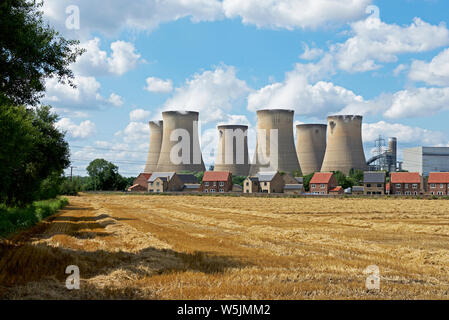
[364,172,386,184]
[177,174,198,184]
[390,172,421,184]
[256,171,278,182]
[284,184,303,190]
[428,172,449,183]
[148,172,175,182]
[203,171,231,182]
[310,172,333,184]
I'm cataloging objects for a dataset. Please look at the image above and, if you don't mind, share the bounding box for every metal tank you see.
[296,124,327,175]
[249,109,301,175]
[388,137,397,172]
[321,115,368,175]
[143,120,163,173]
[214,125,250,176]
[156,111,205,173]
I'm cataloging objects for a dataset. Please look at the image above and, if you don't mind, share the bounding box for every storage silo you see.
[296,124,327,175]
[156,111,205,173]
[250,109,301,175]
[321,115,368,175]
[143,120,163,173]
[388,137,397,172]
[214,125,250,176]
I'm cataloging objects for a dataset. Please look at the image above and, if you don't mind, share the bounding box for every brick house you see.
[200,171,233,193]
[243,172,285,194]
[309,172,338,195]
[243,176,260,193]
[390,172,423,196]
[148,172,184,193]
[427,172,449,196]
[128,173,152,192]
[363,172,386,195]
[329,186,344,195]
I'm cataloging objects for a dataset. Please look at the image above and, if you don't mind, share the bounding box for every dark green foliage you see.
[302,173,314,192]
[195,172,205,184]
[0,0,84,106]
[292,170,302,177]
[85,159,134,191]
[347,169,364,187]
[0,198,68,238]
[232,176,246,187]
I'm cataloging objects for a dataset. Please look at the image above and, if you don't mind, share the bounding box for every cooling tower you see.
[321,115,368,175]
[214,125,250,176]
[296,124,327,175]
[250,109,301,175]
[156,111,206,173]
[144,120,163,173]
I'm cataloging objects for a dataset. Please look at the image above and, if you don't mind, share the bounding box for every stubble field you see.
[1,193,449,299]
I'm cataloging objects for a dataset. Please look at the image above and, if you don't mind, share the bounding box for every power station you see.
[321,115,368,175]
[144,120,163,173]
[155,111,205,173]
[296,124,327,176]
[250,109,301,175]
[214,125,250,177]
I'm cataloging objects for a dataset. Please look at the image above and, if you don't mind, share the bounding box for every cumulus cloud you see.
[408,48,449,86]
[108,93,124,107]
[333,17,449,72]
[162,65,251,122]
[123,121,150,143]
[222,0,372,30]
[73,38,142,76]
[130,109,151,122]
[145,77,173,93]
[56,118,96,139]
[299,44,324,60]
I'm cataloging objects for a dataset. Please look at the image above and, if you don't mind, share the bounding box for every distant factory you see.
[403,147,449,176]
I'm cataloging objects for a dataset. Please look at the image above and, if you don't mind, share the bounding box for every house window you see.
[412,184,418,189]
[211,189,216,193]
[405,191,411,195]
[405,184,409,189]
[367,184,371,188]
[264,182,267,186]
[246,182,249,186]
[213,182,216,186]
[396,184,401,188]
[156,182,160,186]
[396,191,401,195]
[438,192,443,195]
[205,182,209,186]
[431,184,436,189]
[204,189,208,193]
[440,184,444,189]
[219,189,224,193]
[320,184,325,189]
[311,184,316,188]
[414,192,418,195]
[219,182,224,187]
[377,184,382,188]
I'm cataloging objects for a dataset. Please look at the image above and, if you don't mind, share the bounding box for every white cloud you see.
[383,87,449,119]
[222,0,372,30]
[72,38,142,76]
[334,17,449,72]
[409,48,449,86]
[393,64,408,77]
[363,121,447,146]
[145,77,173,93]
[108,93,124,107]
[123,121,150,143]
[162,65,251,122]
[56,118,96,139]
[130,109,151,122]
[299,44,324,60]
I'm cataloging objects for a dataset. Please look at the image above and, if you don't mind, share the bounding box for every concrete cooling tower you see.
[214,125,250,176]
[296,124,327,176]
[143,121,163,173]
[320,115,368,175]
[156,111,206,173]
[250,109,301,175]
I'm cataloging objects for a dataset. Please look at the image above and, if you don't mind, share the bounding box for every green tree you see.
[0,0,84,106]
[232,176,246,187]
[302,173,314,192]
[334,171,353,189]
[86,159,121,191]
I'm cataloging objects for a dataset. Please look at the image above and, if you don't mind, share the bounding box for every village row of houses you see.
[128,171,449,197]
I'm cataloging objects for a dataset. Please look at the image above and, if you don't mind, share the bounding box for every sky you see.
[39,0,449,177]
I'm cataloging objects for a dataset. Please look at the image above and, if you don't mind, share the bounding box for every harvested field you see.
[1,194,449,299]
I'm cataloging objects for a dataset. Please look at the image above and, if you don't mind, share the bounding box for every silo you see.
[250,109,301,175]
[214,125,250,176]
[296,124,327,175]
[388,137,397,172]
[321,115,368,175]
[143,120,163,173]
[156,111,206,173]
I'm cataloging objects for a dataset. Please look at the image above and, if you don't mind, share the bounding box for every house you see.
[128,173,152,192]
[309,172,338,195]
[243,176,260,193]
[182,184,201,192]
[427,172,449,196]
[177,173,198,184]
[390,172,423,196]
[200,171,233,193]
[284,184,304,195]
[329,186,344,195]
[256,172,285,193]
[232,184,243,192]
[363,172,386,195]
[148,172,183,193]
[352,186,365,195]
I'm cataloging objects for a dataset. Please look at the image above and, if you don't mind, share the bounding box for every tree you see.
[0,105,70,206]
[86,159,121,191]
[0,0,84,106]
[334,171,353,189]
[302,173,314,192]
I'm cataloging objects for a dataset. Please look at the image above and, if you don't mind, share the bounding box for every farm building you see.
[363,172,386,195]
[351,186,364,195]
[200,171,233,193]
[390,172,423,196]
[243,172,285,194]
[128,173,152,192]
[329,186,344,195]
[148,172,184,193]
[427,172,449,196]
[309,172,339,195]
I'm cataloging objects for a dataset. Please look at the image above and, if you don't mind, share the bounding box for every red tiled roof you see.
[330,186,343,192]
[139,173,152,180]
[386,183,391,191]
[390,172,421,184]
[310,172,333,184]
[202,171,231,182]
[428,172,449,184]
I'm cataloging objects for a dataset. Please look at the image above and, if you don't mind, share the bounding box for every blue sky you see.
[40,0,449,177]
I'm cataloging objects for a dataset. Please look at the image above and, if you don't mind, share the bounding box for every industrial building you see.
[321,115,368,175]
[366,137,398,172]
[214,125,250,176]
[143,121,163,173]
[296,124,327,175]
[250,109,301,175]
[403,147,449,176]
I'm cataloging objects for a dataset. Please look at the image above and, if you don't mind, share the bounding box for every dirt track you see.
[1,194,449,299]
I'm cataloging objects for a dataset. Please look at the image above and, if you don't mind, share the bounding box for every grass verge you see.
[0,198,69,238]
